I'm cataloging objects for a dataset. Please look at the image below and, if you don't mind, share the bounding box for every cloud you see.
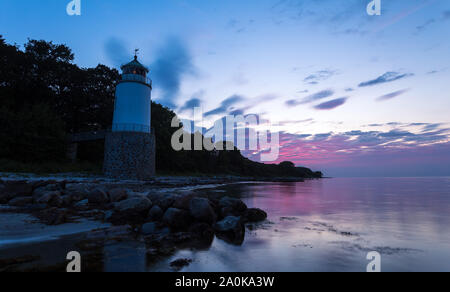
[227,18,255,34]
[104,38,129,67]
[303,70,338,85]
[179,92,203,113]
[229,105,253,116]
[415,19,435,33]
[376,89,409,101]
[314,97,347,110]
[422,123,442,132]
[358,72,414,87]
[242,125,450,177]
[204,95,245,117]
[151,37,196,108]
[275,118,314,127]
[443,10,450,20]
[286,89,334,107]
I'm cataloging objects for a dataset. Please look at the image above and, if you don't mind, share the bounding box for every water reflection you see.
[151,178,450,272]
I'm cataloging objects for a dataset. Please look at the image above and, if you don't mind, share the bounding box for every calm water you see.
[150,177,450,272]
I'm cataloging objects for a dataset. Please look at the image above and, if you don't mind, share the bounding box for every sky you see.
[1,0,450,177]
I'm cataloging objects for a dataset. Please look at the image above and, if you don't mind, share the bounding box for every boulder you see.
[147,205,164,221]
[8,197,33,207]
[32,184,61,202]
[115,197,152,214]
[147,193,176,211]
[172,193,196,210]
[61,195,73,207]
[127,191,148,199]
[162,208,191,230]
[218,197,247,214]
[37,208,68,225]
[0,181,33,203]
[108,197,153,224]
[104,210,114,222]
[141,222,157,235]
[74,199,89,211]
[141,222,169,236]
[170,258,192,270]
[30,180,60,190]
[88,188,109,205]
[189,222,215,244]
[243,208,267,223]
[213,216,245,245]
[220,206,239,218]
[189,197,217,225]
[36,191,62,207]
[64,183,93,202]
[108,188,128,203]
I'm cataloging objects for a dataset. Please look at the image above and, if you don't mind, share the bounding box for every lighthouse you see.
[103,53,156,180]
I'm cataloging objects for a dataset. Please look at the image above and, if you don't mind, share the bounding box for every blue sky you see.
[1,0,450,176]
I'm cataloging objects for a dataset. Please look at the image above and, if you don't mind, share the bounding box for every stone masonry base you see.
[103,131,155,180]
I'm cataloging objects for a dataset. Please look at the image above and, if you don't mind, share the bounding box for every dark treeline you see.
[0,36,321,178]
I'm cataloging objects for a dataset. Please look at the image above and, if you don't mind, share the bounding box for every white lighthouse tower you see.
[112,52,152,133]
[104,52,156,180]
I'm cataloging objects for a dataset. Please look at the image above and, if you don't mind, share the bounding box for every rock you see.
[74,199,89,210]
[36,208,69,225]
[172,193,196,210]
[64,183,93,202]
[189,223,215,244]
[243,208,267,223]
[32,184,61,202]
[141,222,170,236]
[147,193,176,211]
[88,188,109,205]
[127,191,147,199]
[213,216,245,245]
[0,181,33,203]
[170,258,192,270]
[162,208,191,230]
[108,188,128,203]
[147,205,164,221]
[31,180,59,190]
[8,197,33,207]
[61,195,73,207]
[141,222,157,235]
[220,206,238,218]
[108,197,153,224]
[189,197,217,225]
[218,197,247,214]
[36,191,62,207]
[115,197,152,214]
[104,210,114,222]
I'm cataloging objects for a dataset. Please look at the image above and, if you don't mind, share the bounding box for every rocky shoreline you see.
[0,175,286,271]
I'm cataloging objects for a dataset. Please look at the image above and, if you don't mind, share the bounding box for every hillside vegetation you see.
[0,36,322,178]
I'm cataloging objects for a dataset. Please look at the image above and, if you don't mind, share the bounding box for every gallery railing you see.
[121,74,152,87]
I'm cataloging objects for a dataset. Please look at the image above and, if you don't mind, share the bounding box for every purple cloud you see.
[304,69,338,85]
[314,97,347,110]
[286,89,334,107]
[204,95,245,117]
[359,72,414,87]
[377,89,409,101]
